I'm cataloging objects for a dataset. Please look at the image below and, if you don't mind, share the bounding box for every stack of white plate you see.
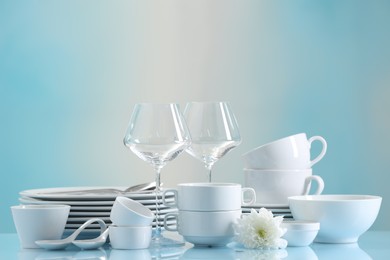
[241,204,293,219]
[19,187,178,236]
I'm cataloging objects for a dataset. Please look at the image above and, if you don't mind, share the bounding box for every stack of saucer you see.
[18,187,177,236]
[241,133,327,214]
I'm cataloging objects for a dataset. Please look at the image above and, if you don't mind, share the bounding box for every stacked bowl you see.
[109,196,154,249]
[242,133,327,207]
[162,183,256,247]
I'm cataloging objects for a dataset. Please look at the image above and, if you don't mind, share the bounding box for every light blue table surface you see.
[0,231,389,260]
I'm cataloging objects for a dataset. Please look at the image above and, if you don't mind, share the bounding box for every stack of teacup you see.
[242,133,327,206]
[109,196,155,250]
[162,183,256,247]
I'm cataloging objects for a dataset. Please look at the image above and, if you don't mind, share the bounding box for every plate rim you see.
[19,186,175,200]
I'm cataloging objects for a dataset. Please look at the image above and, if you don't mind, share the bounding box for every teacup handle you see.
[303,175,324,195]
[162,189,178,208]
[241,187,256,206]
[163,213,178,232]
[308,136,327,167]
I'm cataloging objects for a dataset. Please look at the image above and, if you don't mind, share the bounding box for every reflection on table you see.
[1,231,389,260]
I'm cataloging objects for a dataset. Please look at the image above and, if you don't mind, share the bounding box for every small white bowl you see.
[281,220,320,247]
[288,195,382,243]
[110,196,154,226]
[109,225,152,250]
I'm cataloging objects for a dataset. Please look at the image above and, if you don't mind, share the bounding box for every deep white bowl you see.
[288,195,382,243]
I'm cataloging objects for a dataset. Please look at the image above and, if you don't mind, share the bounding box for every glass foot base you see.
[150,235,185,248]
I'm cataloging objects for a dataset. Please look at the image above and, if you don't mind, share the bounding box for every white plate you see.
[68,206,176,216]
[20,187,174,200]
[19,197,115,206]
[65,220,176,229]
[67,217,112,223]
[242,203,289,209]
[68,207,178,217]
[19,197,175,208]
[69,211,110,217]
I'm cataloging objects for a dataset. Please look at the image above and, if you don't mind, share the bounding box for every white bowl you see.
[281,220,320,247]
[11,205,70,249]
[288,195,382,243]
[109,225,152,250]
[110,196,154,226]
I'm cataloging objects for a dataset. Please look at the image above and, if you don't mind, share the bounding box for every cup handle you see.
[162,189,178,208]
[241,188,256,206]
[308,136,327,167]
[163,213,178,232]
[303,175,324,195]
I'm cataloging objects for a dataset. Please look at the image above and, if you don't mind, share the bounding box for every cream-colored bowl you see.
[288,195,382,243]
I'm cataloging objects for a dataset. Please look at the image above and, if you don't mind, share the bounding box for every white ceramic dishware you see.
[35,218,106,250]
[281,220,320,247]
[110,196,154,226]
[109,225,152,250]
[163,209,241,246]
[244,169,324,205]
[242,133,327,169]
[288,195,382,243]
[11,204,70,249]
[162,183,255,211]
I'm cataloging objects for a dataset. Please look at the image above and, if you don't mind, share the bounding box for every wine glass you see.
[184,102,242,182]
[123,103,191,247]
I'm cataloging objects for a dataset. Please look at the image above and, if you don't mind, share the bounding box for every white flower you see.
[234,208,287,249]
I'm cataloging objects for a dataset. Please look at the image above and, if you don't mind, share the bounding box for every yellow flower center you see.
[257,228,267,238]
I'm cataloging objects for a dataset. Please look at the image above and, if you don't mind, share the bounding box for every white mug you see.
[164,209,241,246]
[11,205,70,249]
[242,133,327,169]
[244,169,324,205]
[162,183,256,211]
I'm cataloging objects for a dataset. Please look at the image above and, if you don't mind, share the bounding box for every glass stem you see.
[154,166,162,238]
[206,164,213,183]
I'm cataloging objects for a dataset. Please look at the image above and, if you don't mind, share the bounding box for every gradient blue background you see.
[1,1,389,233]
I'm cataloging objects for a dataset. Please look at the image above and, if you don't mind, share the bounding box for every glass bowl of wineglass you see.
[183,101,242,182]
[123,103,191,247]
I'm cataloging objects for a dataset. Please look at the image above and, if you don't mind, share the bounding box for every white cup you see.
[110,196,154,226]
[109,225,152,250]
[11,204,70,249]
[242,133,327,169]
[244,169,324,205]
[162,183,256,211]
[163,209,241,246]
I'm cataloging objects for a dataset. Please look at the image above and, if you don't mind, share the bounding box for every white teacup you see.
[109,225,152,250]
[244,169,324,205]
[110,196,154,226]
[242,133,327,169]
[164,209,241,246]
[11,205,70,249]
[162,183,256,211]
